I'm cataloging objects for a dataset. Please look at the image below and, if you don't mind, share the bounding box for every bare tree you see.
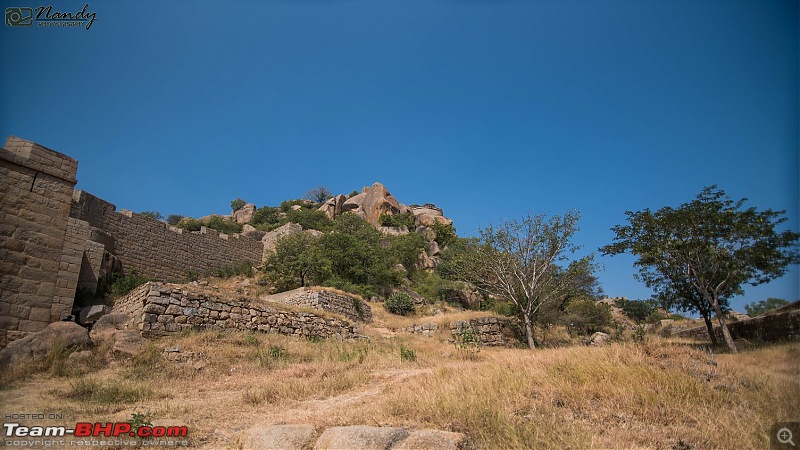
[305,186,333,203]
[446,211,595,349]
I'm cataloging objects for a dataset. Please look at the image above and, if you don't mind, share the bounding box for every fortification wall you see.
[674,302,800,343]
[260,287,372,323]
[113,283,359,340]
[0,137,78,347]
[69,190,264,281]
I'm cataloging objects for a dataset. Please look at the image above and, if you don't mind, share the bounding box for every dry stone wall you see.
[0,137,78,347]
[674,303,800,343]
[261,287,372,323]
[114,283,360,340]
[70,190,264,281]
[449,317,520,347]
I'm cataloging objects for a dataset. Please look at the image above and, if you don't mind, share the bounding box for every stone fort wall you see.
[0,137,80,347]
[1,136,265,348]
[69,190,264,282]
[114,283,360,340]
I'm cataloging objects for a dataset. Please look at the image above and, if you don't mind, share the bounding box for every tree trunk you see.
[523,315,536,349]
[712,301,738,353]
[701,313,719,346]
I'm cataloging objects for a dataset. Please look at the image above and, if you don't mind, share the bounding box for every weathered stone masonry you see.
[0,137,79,347]
[1,137,266,348]
[70,190,263,282]
[114,283,360,340]
[261,287,373,323]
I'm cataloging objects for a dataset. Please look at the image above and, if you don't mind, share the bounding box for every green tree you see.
[320,213,397,294]
[615,298,656,324]
[140,211,162,220]
[166,214,184,225]
[601,186,800,352]
[564,298,612,336]
[744,298,790,317]
[264,232,331,291]
[230,198,246,212]
[444,211,596,349]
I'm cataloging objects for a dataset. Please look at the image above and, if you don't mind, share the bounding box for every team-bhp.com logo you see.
[6,4,97,30]
[4,421,188,440]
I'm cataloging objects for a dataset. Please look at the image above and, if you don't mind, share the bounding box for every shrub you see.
[564,298,612,336]
[139,211,162,220]
[400,344,416,362]
[204,215,243,235]
[379,212,416,230]
[110,269,149,297]
[431,222,457,247]
[230,198,246,212]
[216,261,253,279]
[251,206,280,226]
[453,323,482,356]
[176,217,202,232]
[166,214,184,225]
[385,292,415,315]
[616,298,657,323]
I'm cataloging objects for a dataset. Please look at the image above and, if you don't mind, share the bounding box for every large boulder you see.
[410,204,453,227]
[232,203,257,224]
[341,183,402,226]
[243,424,315,450]
[0,321,91,368]
[78,304,111,325]
[90,313,147,358]
[314,426,408,450]
[394,429,467,450]
[241,224,266,240]
[318,194,347,221]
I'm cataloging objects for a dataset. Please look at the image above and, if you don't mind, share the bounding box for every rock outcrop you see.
[410,204,453,227]
[341,183,403,226]
[0,321,91,368]
[318,194,347,221]
[232,203,256,224]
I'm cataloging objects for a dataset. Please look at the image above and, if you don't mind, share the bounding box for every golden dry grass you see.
[1,324,797,450]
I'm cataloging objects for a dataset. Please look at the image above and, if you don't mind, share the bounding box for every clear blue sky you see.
[2,0,798,313]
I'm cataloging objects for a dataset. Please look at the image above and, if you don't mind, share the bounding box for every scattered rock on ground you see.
[588,332,611,346]
[0,321,91,368]
[315,426,408,450]
[78,304,111,325]
[394,429,467,450]
[242,424,316,450]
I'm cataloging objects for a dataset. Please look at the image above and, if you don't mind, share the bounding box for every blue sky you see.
[2,0,798,312]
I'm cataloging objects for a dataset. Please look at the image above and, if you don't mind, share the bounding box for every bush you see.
[616,298,656,323]
[216,261,253,279]
[166,214,184,225]
[564,298,612,336]
[175,217,202,232]
[431,222,457,247]
[379,212,416,230]
[139,211,162,220]
[110,269,149,297]
[400,344,416,362]
[204,215,243,235]
[385,292,415,316]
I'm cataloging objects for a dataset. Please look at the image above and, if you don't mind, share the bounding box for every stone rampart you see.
[113,283,360,340]
[1,137,78,347]
[449,317,520,347]
[674,301,800,343]
[69,190,264,281]
[260,287,372,323]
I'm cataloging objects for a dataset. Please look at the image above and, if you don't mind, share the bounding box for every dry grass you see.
[1,324,797,450]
